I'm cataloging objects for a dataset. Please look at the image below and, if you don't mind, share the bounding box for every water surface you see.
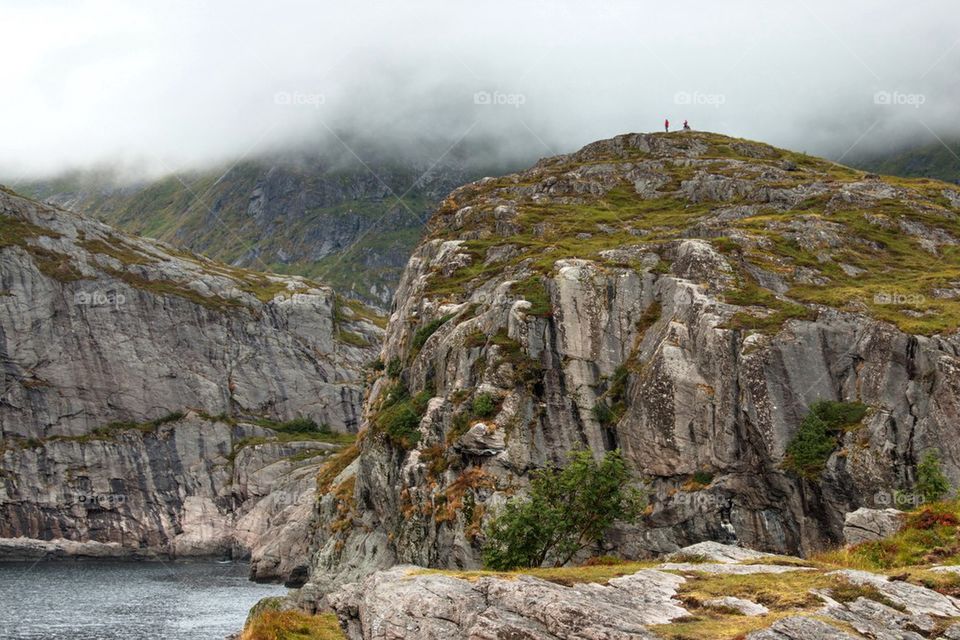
[0,560,286,639]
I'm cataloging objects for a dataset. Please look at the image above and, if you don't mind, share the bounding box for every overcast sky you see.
[2,0,959,180]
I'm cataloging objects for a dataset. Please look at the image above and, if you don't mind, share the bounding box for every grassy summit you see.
[424,131,960,335]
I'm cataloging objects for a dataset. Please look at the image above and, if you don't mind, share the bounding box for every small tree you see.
[916,450,951,504]
[482,449,645,570]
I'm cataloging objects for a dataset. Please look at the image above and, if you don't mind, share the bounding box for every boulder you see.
[843,508,905,546]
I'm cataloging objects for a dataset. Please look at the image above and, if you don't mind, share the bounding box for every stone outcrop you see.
[843,508,905,546]
[302,131,960,599]
[324,542,960,639]
[0,188,382,580]
[329,565,687,639]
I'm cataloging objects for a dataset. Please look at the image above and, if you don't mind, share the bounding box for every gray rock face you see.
[0,411,340,583]
[0,189,381,437]
[302,132,960,598]
[328,565,686,639]
[0,189,381,579]
[843,508,905,546]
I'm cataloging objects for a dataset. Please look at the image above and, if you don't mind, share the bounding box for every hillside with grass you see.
[296,131,960,614]
[19,151,503,308]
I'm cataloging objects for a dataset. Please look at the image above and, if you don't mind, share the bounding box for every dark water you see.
[0,560,287,639]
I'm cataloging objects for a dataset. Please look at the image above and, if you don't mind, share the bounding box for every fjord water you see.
[0,561,286,639]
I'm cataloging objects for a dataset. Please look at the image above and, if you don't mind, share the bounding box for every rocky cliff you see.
[0,187,382,580]
[301,131,960,599]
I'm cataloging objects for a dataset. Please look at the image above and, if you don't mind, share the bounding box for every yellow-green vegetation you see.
[336,295,387,329]
[227,418,355,464]
[422,132,960,335]
[242,608,345,640]
[818,501,960,570]
[45,411,186,444]
[316,443,360,494]
[0,214,85,281]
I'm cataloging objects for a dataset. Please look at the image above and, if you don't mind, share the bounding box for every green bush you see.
[386,357,403,378]
[783,400,868,479]
[917,450,951,504]
[412,315,453,350]
[482,449,645,570]
[273,417,330,435]
[511,277,552,317]
[368,358,385,371]
[592,402,616,427]
[472,393,496,418]
[692,470,714,486]
[373,384,431,450]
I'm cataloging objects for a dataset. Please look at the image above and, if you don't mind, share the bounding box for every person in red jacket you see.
[664,119,670,133]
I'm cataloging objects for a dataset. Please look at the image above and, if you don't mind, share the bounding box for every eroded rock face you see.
[0,412,338,583]
[0,189,381,437]
[0,189,382,579]
[303,131,960,599]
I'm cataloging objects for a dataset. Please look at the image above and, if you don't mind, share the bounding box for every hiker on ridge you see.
[664,119,670,132]
[683,120,691,130]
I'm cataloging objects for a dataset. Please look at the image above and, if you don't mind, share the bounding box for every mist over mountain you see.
[3,0,960,183]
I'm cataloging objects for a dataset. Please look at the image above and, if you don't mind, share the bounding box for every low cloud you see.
[2,0,959,181]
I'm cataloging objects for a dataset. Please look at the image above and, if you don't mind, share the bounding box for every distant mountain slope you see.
[20,151,514,307]
[848,139,960,184]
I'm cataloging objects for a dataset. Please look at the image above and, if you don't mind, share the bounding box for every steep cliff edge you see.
[302,131,960,599]
[0,187,383,580]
